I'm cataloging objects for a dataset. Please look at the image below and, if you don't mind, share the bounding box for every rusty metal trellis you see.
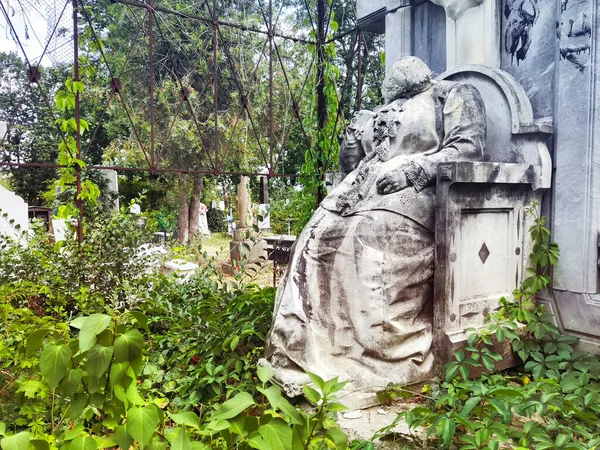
[0,0,368,241]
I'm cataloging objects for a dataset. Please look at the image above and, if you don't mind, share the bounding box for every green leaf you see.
[170,428,190,450]
[1,432,30,450]
[438,416,455,447]
[489,399,512,423]
[257,419,292,450]
[86,345,114,379]
[16,379,46,399]
[114,385,129,408]
[110,361,130,387]
[205,420,230,433]
[168,412,200,430]
[306,372,325,390]
[460,396,481,418]
[445,364,459,381]
[60,369,83,395]
[276,397,304,425]
[325,427,348,449]
[326,402,349,412]
[69,437,97,450]
[257,365,275,384]
[126,380,144,406]
[40,344,72,389]
[257,385,281,410]
[489,388,524,398]
[127,405,160,449]
[26,329,51,356]
[227,416,246,436]
[230,335,240,351]
[114,330,144,362]
[302,385,321,404]
[213,392,255,420]
[79,314,111,352]
[30,440,50,450]
[115,426,133,450]
[146,437,168,450]
[129,312,150,333]
[459,365,470,381]
[64,425,85,441]
[95,436,118,449]
[0,423,4,436]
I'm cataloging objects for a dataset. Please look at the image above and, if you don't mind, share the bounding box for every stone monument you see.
[225,175,268,269]
[357,0,600,357]
[262,56,551,406]
[262,57,487,402]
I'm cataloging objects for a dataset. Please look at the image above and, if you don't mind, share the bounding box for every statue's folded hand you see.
[376,169,410,194]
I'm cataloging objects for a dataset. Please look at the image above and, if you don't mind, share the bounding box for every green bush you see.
[0,212,161,314]
[137,268,275,408]
[206,208,226,233]
[268,186,304,235]
[0,212,354,449]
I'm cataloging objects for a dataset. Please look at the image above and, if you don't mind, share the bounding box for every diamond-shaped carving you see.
[478,243,490,264]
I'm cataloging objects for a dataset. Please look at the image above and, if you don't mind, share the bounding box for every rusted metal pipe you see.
[316,0,327,204]
[268,0,274,177]
[112,0,314,44]
[73,0,84,243]
[148,7,156,171]
[212,0,219,172]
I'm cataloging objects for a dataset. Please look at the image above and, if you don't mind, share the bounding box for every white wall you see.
[0,186,29,240]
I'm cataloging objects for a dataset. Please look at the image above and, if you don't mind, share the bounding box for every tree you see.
[0,52,67,204]
[91,0,315,242]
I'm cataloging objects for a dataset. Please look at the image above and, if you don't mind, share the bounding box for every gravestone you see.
[224,175,268,272]
[262,57,549,408]
[356,0,600,352]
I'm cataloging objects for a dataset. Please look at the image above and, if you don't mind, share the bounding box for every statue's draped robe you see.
[264,81,486,396]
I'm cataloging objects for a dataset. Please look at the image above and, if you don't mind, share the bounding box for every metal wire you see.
[0,0,374,182]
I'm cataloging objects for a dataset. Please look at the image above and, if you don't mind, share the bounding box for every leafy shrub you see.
[0,212,162,314]
[268,186,304,235]
[206,208,226,233]
[0,301,350,449]
[138,272,276,409]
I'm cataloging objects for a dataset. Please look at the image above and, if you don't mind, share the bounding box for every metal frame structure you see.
[0,0,371,240]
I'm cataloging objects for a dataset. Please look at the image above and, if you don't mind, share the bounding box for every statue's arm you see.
[407,83,486,191]
[339,110,372,175]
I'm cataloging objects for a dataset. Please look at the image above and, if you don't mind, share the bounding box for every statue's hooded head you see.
[382,57,433,103]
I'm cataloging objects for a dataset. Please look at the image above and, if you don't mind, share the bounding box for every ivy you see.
[52,76,100,222]
[298,11,342,231]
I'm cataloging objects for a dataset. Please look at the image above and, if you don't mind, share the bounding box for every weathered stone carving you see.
[261,57,487,402]
[432,65,551,371]
[430,0,484,20]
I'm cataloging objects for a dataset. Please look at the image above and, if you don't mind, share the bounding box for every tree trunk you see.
[177,174,190,244]
[187,175,204,246]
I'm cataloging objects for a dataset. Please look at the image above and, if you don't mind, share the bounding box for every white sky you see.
[0,0,72,66]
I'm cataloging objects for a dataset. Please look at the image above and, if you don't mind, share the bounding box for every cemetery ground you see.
[2,210,600,450]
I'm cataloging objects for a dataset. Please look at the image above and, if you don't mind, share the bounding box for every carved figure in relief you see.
[558,4,592,73]
[504,0,539,65]
[261,57,486,398]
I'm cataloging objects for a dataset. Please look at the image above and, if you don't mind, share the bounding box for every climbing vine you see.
[297,11,341,232]
[52,76,100,220]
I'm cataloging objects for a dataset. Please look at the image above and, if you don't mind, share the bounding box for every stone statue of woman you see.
[261,57,486,403]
